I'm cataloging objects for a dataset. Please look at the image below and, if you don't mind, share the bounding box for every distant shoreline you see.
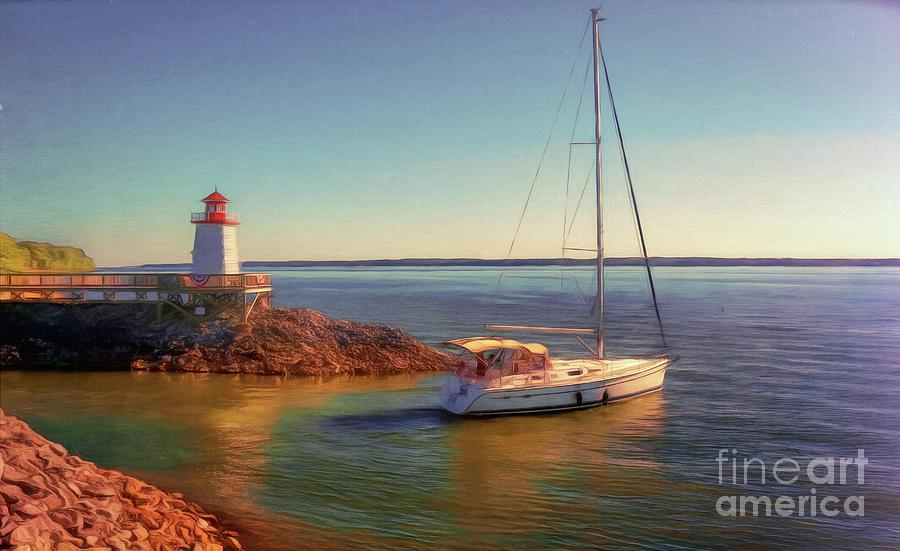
[108,257,900,270]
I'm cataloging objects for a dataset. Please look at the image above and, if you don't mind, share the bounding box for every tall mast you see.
[591,9,605,359]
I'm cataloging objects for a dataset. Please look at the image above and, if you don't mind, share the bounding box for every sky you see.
[1,0,898,265]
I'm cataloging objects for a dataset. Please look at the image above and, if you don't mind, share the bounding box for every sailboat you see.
[440,10,671,416]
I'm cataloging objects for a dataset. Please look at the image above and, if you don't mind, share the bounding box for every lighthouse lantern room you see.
[191,190,240,274]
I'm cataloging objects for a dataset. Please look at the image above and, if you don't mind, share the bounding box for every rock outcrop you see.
[0,409,241,550]
[0,233,95,273]
[0,304,450,376]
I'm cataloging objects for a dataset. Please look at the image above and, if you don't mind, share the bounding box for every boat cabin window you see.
[450,345,548,379]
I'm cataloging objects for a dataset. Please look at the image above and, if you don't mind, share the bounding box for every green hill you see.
[0,232,95,273]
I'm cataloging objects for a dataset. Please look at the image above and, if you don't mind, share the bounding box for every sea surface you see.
[2,266,899,550]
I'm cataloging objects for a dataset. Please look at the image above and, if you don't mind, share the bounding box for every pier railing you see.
[0,272,272,321]
[0,272,270,290]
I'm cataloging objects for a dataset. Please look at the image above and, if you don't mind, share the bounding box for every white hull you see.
[440,357,668,416]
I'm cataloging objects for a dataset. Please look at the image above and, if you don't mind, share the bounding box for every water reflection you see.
[445,395,666,549]
[3,266,898,549]
[1,370,456,550]
[252,383,669,550]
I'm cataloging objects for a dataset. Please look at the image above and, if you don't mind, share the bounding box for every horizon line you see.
[106,256,900,269]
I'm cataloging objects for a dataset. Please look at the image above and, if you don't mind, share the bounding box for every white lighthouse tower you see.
[191,189,240,274]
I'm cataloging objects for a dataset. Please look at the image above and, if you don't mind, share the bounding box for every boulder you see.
[0,304,451,376]
[0,410,241,550]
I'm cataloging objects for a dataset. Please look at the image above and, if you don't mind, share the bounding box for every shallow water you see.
[3,267,899,549]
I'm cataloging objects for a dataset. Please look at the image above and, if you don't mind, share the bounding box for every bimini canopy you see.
[444,337,549,356]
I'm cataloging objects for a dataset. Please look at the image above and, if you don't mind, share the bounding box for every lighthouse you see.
[191,190,240,274]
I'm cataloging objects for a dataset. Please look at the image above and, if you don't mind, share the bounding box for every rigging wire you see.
[555,51,596,307]
[560,56,593,294]
[498,18,591,292]
[564,164,595,247]
[563,57,593,256]
[490,18,669,359]
[599,40,669,354]
[614,77,655,336]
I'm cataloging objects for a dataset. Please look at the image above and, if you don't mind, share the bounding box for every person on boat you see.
[448,340,550,380]
[475,353,487,377]
[450,351,487,379]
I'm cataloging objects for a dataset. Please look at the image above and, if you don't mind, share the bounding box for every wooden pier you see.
[0,272,272,322]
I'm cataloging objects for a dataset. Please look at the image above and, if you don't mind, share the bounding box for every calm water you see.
[3,267,900,549]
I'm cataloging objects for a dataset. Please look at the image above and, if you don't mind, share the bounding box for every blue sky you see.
[1,0,898,264]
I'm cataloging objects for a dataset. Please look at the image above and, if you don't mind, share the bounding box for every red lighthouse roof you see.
[192,188,239,225]
[202,190,229,203]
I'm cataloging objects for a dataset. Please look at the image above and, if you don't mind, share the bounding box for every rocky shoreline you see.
[0,304,450,375]
[0,409,241,550]
[0,305,450,550]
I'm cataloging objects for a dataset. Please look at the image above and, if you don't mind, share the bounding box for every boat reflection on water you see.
[445,393,668,548]
[1,370,672,551]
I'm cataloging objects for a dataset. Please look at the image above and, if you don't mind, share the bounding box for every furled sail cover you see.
[444,337,549,356]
